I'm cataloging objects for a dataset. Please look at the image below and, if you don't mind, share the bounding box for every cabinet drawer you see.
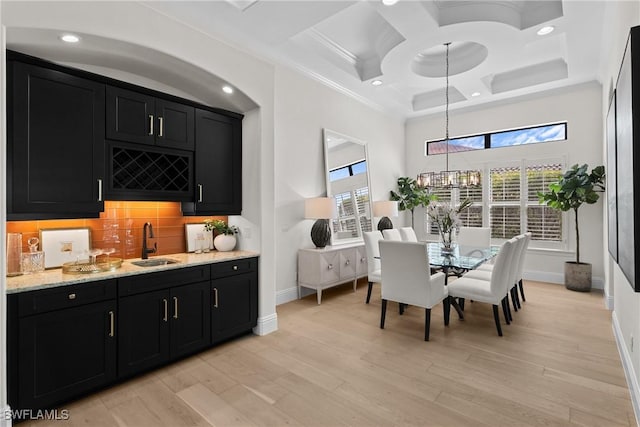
[119,265,210,296]
[18,279,116,317]
[211,258,257,279]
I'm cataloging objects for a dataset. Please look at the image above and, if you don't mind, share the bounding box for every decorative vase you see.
[439,228,456,253]
[214,234,237,252]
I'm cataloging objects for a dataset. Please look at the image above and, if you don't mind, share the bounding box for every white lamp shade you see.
[373,200,398,218]
[305,197,336,219]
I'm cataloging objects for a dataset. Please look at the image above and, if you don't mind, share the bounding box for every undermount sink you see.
[131,258,180,267]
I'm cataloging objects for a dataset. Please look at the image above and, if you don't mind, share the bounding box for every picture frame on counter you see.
[185,223,214,253]
[39,227,91,268]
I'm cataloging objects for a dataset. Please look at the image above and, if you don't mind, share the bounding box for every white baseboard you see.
[604,286,614,310]
[523,271,604,290]
[276,286,298,306]
[253,313,278,336]
[612,311,640,426]
[0,405,12,427]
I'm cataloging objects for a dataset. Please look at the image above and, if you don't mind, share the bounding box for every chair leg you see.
[492,304,503,336]
[443,297,450,326]
[505,296,513,322]
[380,299,387,329]
[459,298,465,311]
[424,308,431,341]
[501,298,510,325]
[511,287,518,312]
[399,303,405,315]
[366,282,373,304]
[519,279,526,302]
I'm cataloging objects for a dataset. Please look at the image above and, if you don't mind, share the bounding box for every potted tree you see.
[390,177,433,228]
[538,163,605,291]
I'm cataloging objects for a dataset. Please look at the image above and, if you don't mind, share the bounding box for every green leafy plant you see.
[203,219,239,235]
[389,177,435,228]
[538,164,605,264]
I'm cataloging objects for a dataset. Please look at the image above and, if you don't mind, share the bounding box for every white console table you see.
[298,242,368,304]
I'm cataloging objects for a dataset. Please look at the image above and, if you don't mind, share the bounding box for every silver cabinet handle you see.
[233,265,238,271]
[68,293,76,300]
[198,184,203,203]
[361,257,366,263]
[149,115,154,135]
[163,298,168,322]
[97,179,103,202]
[345,259,350,266]
[173,296,179,319]
[328,264,333,270]
[158,117,164,137]
[213,288,219,308]
[108,311,115,337]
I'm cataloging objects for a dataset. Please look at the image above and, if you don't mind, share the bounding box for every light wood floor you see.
[26,280,634,426]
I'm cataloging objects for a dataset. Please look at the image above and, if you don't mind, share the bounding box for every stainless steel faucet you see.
[142,222,157,259]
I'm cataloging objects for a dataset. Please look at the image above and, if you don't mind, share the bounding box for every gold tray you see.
[62,258,122,274]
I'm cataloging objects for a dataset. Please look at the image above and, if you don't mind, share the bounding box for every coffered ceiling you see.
[144,0,608,118]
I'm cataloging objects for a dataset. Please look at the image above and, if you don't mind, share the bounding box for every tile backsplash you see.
[6,201,226,259]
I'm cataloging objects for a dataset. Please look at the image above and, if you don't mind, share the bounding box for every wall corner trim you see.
[612,311,640,426]
[253,313,278,336]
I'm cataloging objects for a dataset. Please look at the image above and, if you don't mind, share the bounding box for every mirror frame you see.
[323,129,373,245]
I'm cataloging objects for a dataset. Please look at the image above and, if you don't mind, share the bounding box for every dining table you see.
[426,242,500,319]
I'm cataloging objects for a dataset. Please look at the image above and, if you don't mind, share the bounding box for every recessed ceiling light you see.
[471,92,481,97]
[60,34,80,43]
[537,26,554,36]
[382,0,398,5]
[371,80,383,86]
[222,85,234,94]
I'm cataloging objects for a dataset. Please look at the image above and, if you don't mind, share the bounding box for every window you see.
[489,166,521,239]
[525,163,563,241]
[425,122,567,155]
[330,160,372,238]
[329,160,366,182]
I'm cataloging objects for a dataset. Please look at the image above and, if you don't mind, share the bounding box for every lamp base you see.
[377,216,393,232]
[311,219,331,248]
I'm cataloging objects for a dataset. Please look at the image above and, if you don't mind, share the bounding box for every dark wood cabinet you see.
[170,281,212,358]
[8,60,105,220]
[211,258,258,343]
[106,86,195,151]
[182,109,242,215]
[10,280,117,411]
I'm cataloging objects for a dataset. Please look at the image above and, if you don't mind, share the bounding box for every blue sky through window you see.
[491,124,565,147]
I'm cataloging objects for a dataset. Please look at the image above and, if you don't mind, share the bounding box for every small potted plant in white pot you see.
[538,163,605,291]
[204,219,239,252]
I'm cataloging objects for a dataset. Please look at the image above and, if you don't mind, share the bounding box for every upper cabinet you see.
[106,86,195,151]
[7,60,105,220]
[182,109,242,215]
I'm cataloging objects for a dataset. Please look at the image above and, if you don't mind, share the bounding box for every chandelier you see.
[417,42,480,189]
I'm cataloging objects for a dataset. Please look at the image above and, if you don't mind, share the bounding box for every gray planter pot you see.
[565,262,592,292]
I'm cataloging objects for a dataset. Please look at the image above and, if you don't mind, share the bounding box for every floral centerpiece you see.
[203,219,239,252]
[426,198,472,252]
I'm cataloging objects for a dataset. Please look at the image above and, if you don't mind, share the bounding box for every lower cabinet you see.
[7,257,259,416]
[10,280,118,411]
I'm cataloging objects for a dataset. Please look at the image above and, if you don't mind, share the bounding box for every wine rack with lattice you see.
[111,146,191,192]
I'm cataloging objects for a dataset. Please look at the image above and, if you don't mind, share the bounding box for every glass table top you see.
[426,243,500,270]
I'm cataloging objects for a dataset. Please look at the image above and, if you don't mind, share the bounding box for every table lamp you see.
[305,197,336,248]
[373,200,398,232]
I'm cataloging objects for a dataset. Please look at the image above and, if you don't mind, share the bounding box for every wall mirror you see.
[323,129,373,245]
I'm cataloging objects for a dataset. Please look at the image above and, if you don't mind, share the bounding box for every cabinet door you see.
[9,61,105,219]
[118,290,170,378]
[156,99,195,150]
[186,109,242,215]
[356,246,368,277]
[106,85,156,145]
[339,248,357,281]
[170,281,211,358]
[18,301,117,410]
[211,272,257,344]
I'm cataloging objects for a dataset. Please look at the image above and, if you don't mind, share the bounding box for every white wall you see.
[599,1,640,422]
[273,64,404,304]
[406,82,605,287]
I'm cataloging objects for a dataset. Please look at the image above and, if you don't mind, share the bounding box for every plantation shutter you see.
[354,186,372,233]
[458,171,483,227]
[490,166,521,239]
[526,163,563,241]
[332,191,358,237]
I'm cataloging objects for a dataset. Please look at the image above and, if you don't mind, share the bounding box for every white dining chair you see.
[363,231,383,304]
[378,240,448,341]
[447,238,518,336]
[399,227,418,242]
[382,228,402,241]
[457,227,491,248]
[464,235,525,323]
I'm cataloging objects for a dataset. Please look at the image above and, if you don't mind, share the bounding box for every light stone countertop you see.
[6,250,260,294]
